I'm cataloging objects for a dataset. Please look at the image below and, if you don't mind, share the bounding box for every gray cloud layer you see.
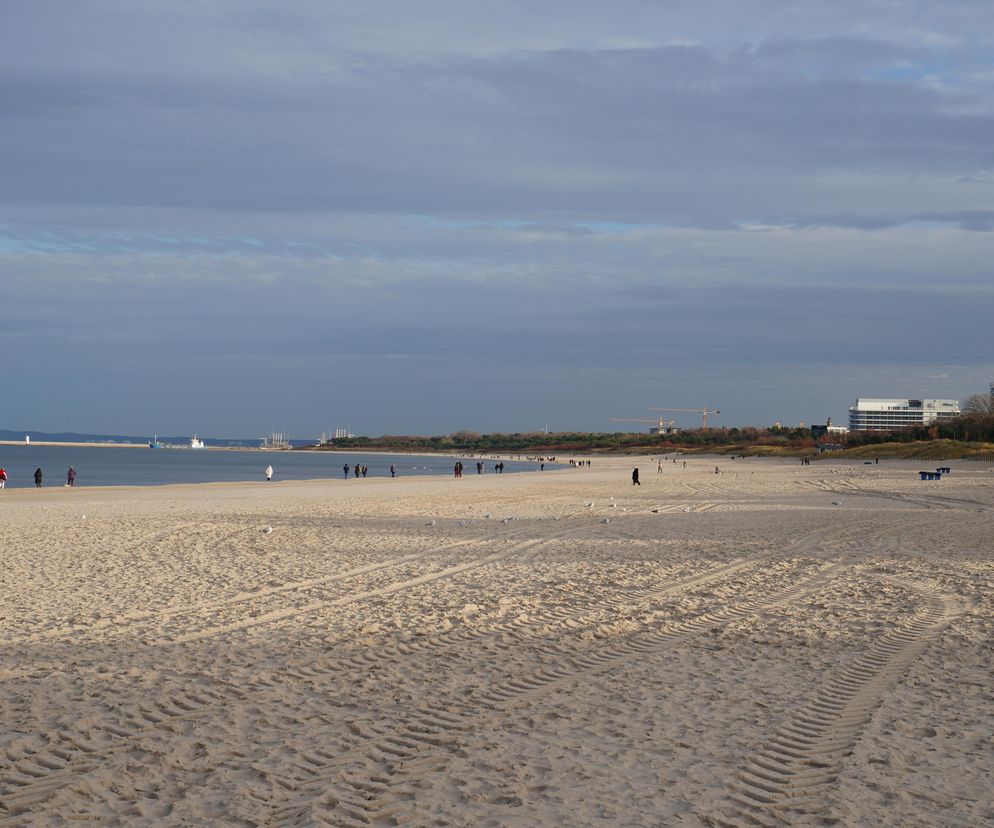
[1,2,992,434]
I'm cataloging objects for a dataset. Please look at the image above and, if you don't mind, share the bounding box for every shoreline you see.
[0,440,149,449]
[0,440,297,451]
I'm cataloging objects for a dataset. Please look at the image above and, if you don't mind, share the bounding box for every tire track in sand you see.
[262,560,847,827]
[0,524,579,822]
[704,577,963,828]
[2,533,479,648]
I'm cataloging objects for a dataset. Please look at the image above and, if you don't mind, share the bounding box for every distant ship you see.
[190,435,206,449]
[149,435,163,448]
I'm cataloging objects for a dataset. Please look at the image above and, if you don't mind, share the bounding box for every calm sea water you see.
[0,446,550,489]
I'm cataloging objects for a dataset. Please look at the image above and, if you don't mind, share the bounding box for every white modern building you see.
[848,398,960,432]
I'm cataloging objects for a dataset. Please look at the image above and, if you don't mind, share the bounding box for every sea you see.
[0,445,549,489]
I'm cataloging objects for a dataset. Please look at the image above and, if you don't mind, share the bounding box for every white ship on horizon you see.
[190,434,206,449]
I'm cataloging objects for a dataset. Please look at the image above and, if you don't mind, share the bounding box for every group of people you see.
[456,460,508,477]
[0,466,70,488]
[464,460,504,477]
[343,464,369,479]
[568,459,592,468]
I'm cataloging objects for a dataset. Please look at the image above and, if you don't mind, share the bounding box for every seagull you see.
[262,526,273,534]
[651,508,660,513]
[585,502,593,508]
[484,513,492,520]
[601,518,610,524]
[426,520,436,526]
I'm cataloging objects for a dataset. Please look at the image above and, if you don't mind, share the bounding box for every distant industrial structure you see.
[650,406,720,428]
[848,398,960,432]
[610,416,680,435]
[316,428,355,445]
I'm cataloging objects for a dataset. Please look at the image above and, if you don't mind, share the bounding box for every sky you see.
[2,1,992,438]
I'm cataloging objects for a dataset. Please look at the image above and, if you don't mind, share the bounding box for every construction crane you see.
[610,416,679,434]
[649,406,721,428]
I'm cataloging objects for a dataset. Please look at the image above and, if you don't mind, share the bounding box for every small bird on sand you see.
[585,502,593,507]
[262,526,273,533]
[601,518,610,524]
[426,520,436,526]
[483,513,492,520]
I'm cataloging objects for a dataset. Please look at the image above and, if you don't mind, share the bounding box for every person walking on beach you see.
[361,465,367,478]
[343,464,350,479]
[67,466,76,487]
[34,467,43,487]
[390,464,396,478]
[354,464,360,478]
[265,464,273,482]
[632,466,640,485]
[657,459,662,473]
[0,467,6,489]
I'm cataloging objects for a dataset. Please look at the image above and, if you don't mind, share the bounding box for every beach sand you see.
[1,457,992,826]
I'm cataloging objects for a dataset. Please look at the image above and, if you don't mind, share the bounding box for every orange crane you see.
[610,416,678,434]
[649,406,721,428]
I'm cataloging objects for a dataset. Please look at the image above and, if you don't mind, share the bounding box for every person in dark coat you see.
[67,466,76,486]
[34,468,43,487]
[632,467,640,485]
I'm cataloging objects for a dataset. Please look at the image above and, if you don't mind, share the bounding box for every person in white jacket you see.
[265,465,273,482]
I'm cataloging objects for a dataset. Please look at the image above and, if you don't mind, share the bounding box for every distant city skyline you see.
[2,2,992,436]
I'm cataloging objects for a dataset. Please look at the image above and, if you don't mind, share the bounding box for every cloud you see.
[2,2,993,434]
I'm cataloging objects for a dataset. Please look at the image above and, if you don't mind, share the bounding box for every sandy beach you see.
[1,456,992,826]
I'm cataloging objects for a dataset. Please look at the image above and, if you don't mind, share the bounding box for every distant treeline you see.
[308,399,994,456]
[309,426,818,455]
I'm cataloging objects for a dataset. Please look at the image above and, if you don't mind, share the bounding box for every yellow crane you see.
[610,416,679,434]
[649,406,721,428]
